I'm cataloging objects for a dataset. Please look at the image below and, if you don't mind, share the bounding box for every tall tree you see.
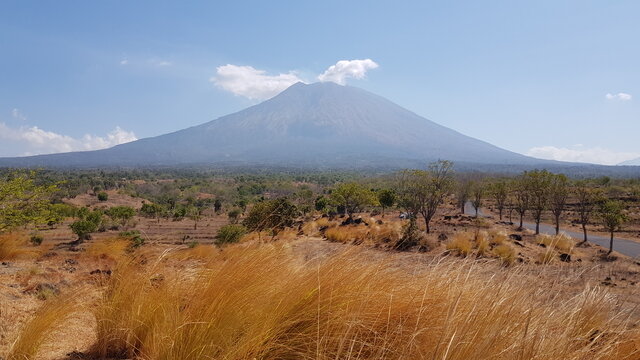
[549,174,569,235]
[574,182,600,243]
[329,183,376,220]
[397,160,454,234]
[598,200,628,254]
[455,179,472,215]
[470,181,485,218]
[377,189,396,217]
[512,176,530,231]
[0,171,57,232]
[526,170,553,235]
[490,180,509,221]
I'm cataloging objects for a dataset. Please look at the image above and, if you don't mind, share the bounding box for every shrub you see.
[215,224,247,245]
[118,230,144,248]
[97,192,109,201]
[447,233,473,257]
[395,218,423,250]
[538,234,575,253]
[29,235,44,246]
[493,244,516,266]
[70,219,99,242]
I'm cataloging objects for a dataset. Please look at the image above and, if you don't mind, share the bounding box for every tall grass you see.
[0,232,38,260]
[89,246,640,358]
[8,243,640,359]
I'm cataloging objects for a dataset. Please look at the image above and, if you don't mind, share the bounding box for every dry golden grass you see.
[493,244,517,265]
[9,243,640,360]
[538,234,575,253]
[85,237,130,261]
[324,222,402,246]
[0,233,38,260]
[302,217,337,236]
[446,233,473,257]
[7,294,77,360]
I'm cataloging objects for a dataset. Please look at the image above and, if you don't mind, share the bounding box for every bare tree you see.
[549,174,569,235]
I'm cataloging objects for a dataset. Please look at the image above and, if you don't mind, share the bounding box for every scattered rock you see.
[438,233,448,241]
[509,234,522,241]
[538,243,546,248]
[64,259,78,265]
[376,219,384,225]
[559,253,571,262]
[513,241,525,247]
[89,269,112,276]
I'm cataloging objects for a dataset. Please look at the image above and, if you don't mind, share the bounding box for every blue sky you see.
[0,1,638,164]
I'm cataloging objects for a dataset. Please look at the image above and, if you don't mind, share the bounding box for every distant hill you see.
[0,82,601,170]
[619,158,640,166]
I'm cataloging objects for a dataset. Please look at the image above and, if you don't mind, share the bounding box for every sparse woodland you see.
[2,164,640,359]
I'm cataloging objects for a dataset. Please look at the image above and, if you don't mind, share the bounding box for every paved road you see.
[464,202,640,258]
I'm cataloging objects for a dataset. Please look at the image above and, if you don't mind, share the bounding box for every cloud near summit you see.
[211,59,379,100]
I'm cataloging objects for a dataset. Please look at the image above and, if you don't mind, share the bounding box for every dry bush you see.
[493,244,516,265]
[538,248,557,264]
[538,234,575,253]
[302,217,336,236]
[0,232,38,260]
[85,237,130,261]
[488,230,508,245]
[447,233,473,257]
[475,231,491,256]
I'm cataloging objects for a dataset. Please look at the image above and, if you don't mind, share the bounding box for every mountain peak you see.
[0,83,539,168]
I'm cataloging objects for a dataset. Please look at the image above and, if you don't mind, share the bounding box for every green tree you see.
[69,210,102,242]
[512,175,530,230]
[314,196,329,212]
[106,206,136,228]
[598,200,628,254]
[215,224,247,245]
[214,199,223,213]
[295,187,315,216]
[242,198,298,237]
[329,183,376,220]
[0,171,58,232]
[549,174,569,235]
[489,180,509,221]
[140,202,164,223]
[397,160,454,234]
[227,208,241,224]
[377,189,396,217]
[97,191,108,201]
[574,182,600,243]
[526,170,553,235]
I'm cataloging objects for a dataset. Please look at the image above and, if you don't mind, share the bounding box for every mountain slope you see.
[0,82,544,168]
[619,158,640,166]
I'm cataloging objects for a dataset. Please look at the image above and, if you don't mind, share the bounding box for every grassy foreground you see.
[6,240,640,360]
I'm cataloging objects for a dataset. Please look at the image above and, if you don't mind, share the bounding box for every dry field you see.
[2,192,640,359]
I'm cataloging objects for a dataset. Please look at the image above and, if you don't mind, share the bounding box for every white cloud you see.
[211,64,304,100]
[526,145,640,165]
[317,59,379,85]
[0,123,137,156]
[605,92,632,101]
[120,59,128,65]
[11,108,27,121]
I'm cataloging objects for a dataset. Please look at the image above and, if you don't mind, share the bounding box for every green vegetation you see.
[215,224,247,245]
